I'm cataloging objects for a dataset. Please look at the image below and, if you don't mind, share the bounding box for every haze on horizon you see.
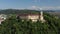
[0,0,60,10]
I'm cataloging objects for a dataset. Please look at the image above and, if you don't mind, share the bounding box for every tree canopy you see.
[0,12,60,34]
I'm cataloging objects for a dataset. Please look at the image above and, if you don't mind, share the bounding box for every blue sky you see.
[0,0,60,10]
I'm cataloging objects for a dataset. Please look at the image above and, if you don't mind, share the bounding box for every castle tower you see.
[40,11,43,21]
[40,8,44,23]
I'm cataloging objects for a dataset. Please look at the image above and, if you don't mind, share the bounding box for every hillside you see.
[0,10,60,34]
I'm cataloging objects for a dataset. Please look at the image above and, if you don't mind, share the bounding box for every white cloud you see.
[32,6,36,8]
[31,6,38,10]
[27,6,60,10]
[11,6,60,10]
[43,6,60,10]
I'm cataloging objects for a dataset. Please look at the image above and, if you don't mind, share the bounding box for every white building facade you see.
[0,14,7,24]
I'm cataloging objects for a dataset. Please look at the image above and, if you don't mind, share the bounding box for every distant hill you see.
[0,9,39,14]
[0,9,60,17]
[0,9,57,14]
[48,12,60,18]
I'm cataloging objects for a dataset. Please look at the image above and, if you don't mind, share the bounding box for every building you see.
[17,11,44,22]
[0,14,7,24]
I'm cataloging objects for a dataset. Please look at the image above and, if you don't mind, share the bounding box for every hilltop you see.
[0,11,60,34]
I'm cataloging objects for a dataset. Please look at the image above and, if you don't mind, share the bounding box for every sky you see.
[0,0,60,10]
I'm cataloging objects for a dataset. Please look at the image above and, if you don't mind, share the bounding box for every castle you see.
[17,11,44,23]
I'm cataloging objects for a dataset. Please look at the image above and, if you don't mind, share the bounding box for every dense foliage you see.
[0,13,60,34]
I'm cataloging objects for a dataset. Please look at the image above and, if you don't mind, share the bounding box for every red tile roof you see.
[17,13,41,16]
